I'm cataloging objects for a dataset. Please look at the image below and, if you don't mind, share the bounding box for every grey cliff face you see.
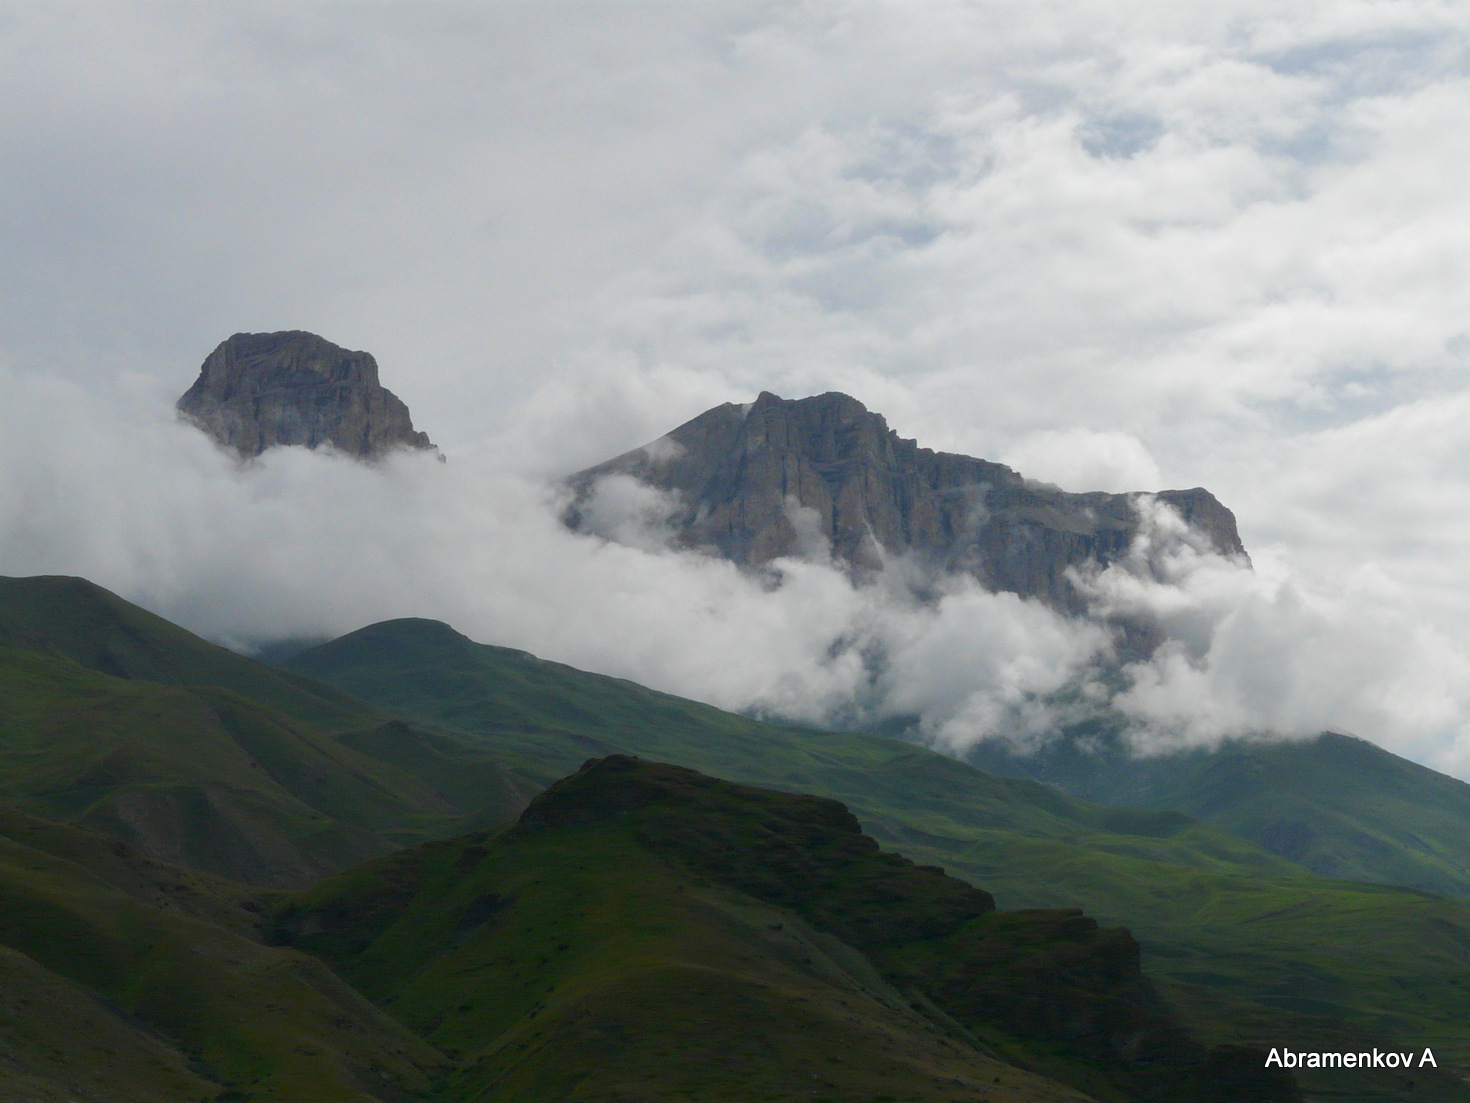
[567,391,1247,610]
[176,331,436,459]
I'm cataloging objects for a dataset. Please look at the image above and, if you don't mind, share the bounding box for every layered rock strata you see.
[567,390,1246,609]
[177,330,435,459]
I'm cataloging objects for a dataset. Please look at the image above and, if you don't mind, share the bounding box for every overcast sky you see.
[6,2,1470,777]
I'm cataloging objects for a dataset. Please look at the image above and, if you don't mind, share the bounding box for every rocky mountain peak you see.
[176,330,436,459]
[567,390,1247,610]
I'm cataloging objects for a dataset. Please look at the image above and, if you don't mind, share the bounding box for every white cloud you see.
[1074,498,1470,768]
[1001,430,1164,493]
[0,369,1112,748]
[4,3,1470,776]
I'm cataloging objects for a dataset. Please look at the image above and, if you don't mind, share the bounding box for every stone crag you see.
[177,331,436,459]
[567,391,1246,610]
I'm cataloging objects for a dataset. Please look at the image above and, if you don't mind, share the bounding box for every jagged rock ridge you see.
[568,390,1246,609]
[177,330,436,459]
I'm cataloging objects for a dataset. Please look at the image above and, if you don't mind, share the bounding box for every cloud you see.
[571,474,686,554]
[4,4,1470,777]
[6,370,1467,781]
[1075,498,1470,765]
[0,369,1112,749]
[1001,429,1164,493]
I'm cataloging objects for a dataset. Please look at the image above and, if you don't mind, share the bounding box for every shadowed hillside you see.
[0,809,444,1102]
[277,756,1299,1103]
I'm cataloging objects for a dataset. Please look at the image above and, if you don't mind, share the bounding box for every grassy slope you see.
[894,834,1470,1101]
[3,579,1463,1097]
[0,809,444,1103]
[279,757,1300,1103]
[286,618,1470,1098]
[285,619,1297,879]
[966,722,1470,901]
[0,577,528,886]
[0,576,372,729]
[0,644,455,885]
[284,826,1085,1103]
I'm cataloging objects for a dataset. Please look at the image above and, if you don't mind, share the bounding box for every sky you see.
[5,2,1470,776]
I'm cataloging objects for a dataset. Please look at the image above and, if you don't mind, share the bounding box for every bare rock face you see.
[177,331,436,459]
[567,391,1246,610]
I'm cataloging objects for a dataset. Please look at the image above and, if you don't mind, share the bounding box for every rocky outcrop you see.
[567,391,1246,609]
[177,331,436,459]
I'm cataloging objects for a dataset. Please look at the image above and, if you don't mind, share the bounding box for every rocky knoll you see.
[567,391,1246,609]
[177,330,436,459]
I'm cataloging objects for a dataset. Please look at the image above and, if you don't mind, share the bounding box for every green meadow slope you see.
[284,619,1300,880]
[2,576,1467,1099]
[277,756,1298,1103]
[965,722,1470,901]
[0,578,527,886]
[0,575,370,728]
[286,617,1470,1098]
[0,807,444,1103]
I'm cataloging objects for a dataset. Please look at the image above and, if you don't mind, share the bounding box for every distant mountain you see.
[965,724,1470,900]
[177,330,436,459]
[277,754,1300,1103]
[566,391,1245,609]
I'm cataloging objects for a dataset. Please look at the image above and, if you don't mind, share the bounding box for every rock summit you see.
[567,390,1246,610]
[177,331,436,459]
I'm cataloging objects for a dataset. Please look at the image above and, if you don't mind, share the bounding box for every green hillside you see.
[0,806,444,1102]
[285,616,1470,1098]
[278,756,1298,1103]
[3,575,1468,1099]
[284,619,1300,880]
[0,575,371,729]
[0,577,528,886]
[964,724,1470,900]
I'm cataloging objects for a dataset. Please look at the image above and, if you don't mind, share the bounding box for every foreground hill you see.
[0,807,442,1102]
[278,755,1297,1103]
[0,755,1297,1102]
[286,615,1470,1099]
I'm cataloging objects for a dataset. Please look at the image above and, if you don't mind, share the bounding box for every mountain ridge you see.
[2,575,1467,1097]
[277,753,1301,1103]
[566,391,1246,610]
[0,575,528,886]
[965,724,1470,900]
[281,611,1470,1094]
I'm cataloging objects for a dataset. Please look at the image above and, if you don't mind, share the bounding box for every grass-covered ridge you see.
[277,755,1299,1103]
[966,719,1470,900]
[0,806,444,1102]
[286,615,1470,1099]
[0,578,529,886]
[283,618,1303,878]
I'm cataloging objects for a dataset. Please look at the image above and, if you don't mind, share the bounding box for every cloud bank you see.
[6,4,1470,777]
[4,371,1467,780]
